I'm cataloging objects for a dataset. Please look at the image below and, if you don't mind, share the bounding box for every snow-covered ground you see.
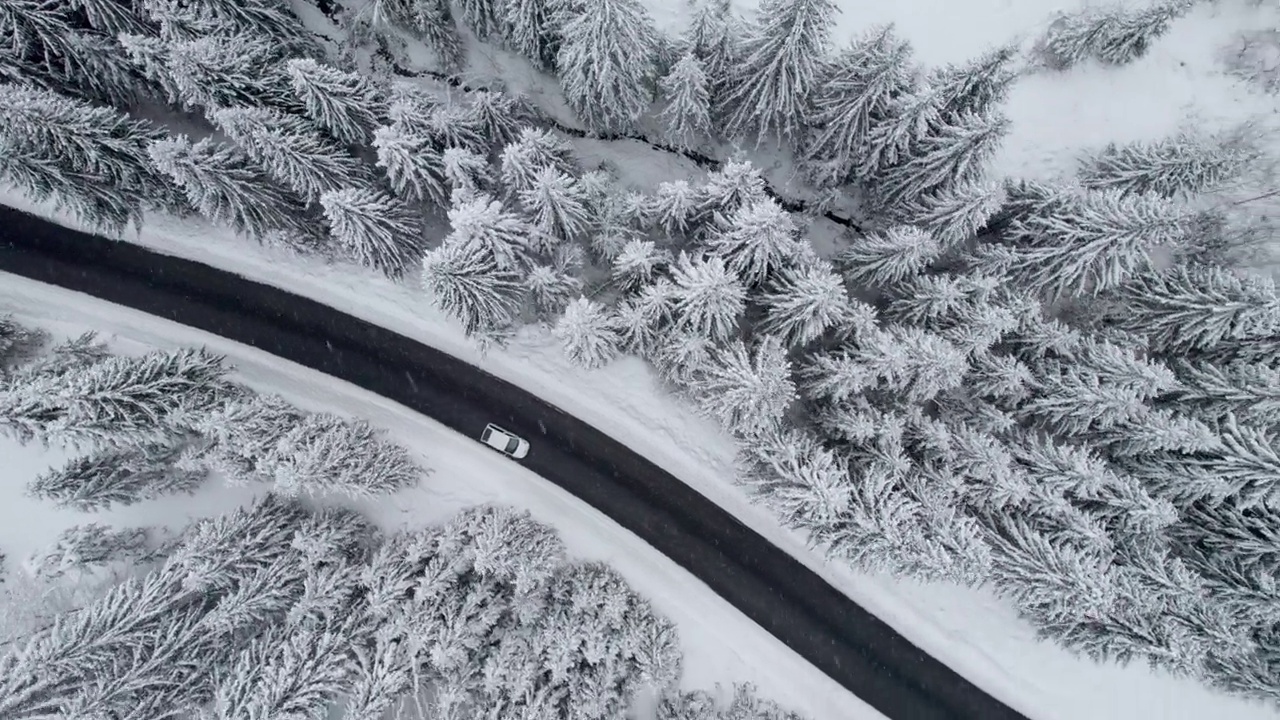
[0,273,879,720]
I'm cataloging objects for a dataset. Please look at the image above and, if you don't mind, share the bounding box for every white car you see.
[481,423,530,459]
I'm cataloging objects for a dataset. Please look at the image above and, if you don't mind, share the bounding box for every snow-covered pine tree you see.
[1040,0,1193,70]
[738,426,851,531]
[872,108,1009,209]
[682,0,737,115]
[1097,264,1280,354]
[1166,359,1280,428]
[320,187,426,277]
[758,260,859,348]
[556,0,661,133]
[1078,132,1248,200]
[499,127,577,198]
[836,225,941,288]
[0,347,236,448]
[27,441,207,512]
[517,165,591,243]
[29,523,152,580]
[696,159,769,222]
[801,26,917,187]
[526,260,584,317]
[142,0,317,54]
[371,125,449,207]
[650,179,700,237]
[686,338,795,437]
[658,683,804,720]
[705,197,802,287]
[721,0,837,144]
[501,0,562,70]
[148,135,318,247]
[457,0,503,38]
[211,106,367,205]
[669,253,747,342]
[553,297,622,368]
[932,44,1018,120]
[659,52,712,150]
[115,31,184,105]
[401,0,464,71]
[445,192,535,270]
[461,89,533,150]
[192,393,305,481]
[422,239,527,336]
[893,179,1005,249]
[285,58,387,146]
[255,411,423,497]
[0,84,180,231]
[612,239,672,293]
[991,180,1193,301]
[157,31,297,113]
[442,146,494,195]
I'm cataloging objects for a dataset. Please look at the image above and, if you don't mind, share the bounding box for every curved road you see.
[0,205,1029,720]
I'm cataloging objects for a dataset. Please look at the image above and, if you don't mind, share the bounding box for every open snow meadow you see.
[3,0,1280,718]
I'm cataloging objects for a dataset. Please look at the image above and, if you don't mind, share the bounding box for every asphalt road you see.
[0,205,1030,720]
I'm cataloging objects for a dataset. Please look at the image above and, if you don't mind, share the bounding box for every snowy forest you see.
[0,318,803,720]
[2,0,1280,709]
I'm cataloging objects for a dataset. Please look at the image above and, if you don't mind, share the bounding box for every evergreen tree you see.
[1078,132,1248,199]
[445,192,535,270]
[499,127,577,197]
[758,260,856,347]
[801,26,916,186]
[526,261,583,317]
[211,106,366,205]
[0,316,45,374]
[0,0,141,106]
[404,0,464,71]
[705,197,802,286]
[0,85,179,231]
[651,179,700,236]
[442,147,494,194]
[1041,0,1193,70]
[501,0,561,70]
[553,297,623,368]
[518,165,591,242]
[458,0,503,38]
[670,253,747,342]
[28,442,207,512]
[372,124,449,207]
[421,240,527,336]
[872,109,1008,208]
[659,52,712,150]
[658,684,803,720]
[30,524,153,580]
[931,44,1018,120]
[993,181,1193,300]
[687,338,795,436]
[721,0,837,143]
[1097,265,1280,353]
[682,0,737,108]
[612,239,671,293]
[254,412,423,497]
[893,179,1005,248]
[285,58,387,146]
[148,135,316,246]
[556,0,661,133]
[320,187,426,277]
[1166,359,1280,428]
[143,0,316,53]
[462,89,532,149]
[836,225,941,287]
[739,426,853,530]
[158,32,295,112]
[194,393,306,481]
[697,159,769,221]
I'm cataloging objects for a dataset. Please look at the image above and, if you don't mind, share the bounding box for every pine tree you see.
[612,239,671,293]
[556,0,661,133]
[192,393,305,481]
[802,26,917,186]
[421,240,527,336]
[873,109,1009,209]
[0,0,142,106]
[722,0,837,143]
[285,58,387,146]
[837,225,941,287]
[994,181,1193,300]
[445,192,535,270]
[932,44,1018,120]
[499,127,577,197]
[456,0,503,38]
[372,125,449,207]
[159,32,295,112]
[758,260,859,348]
[659,52,712,150]
[211,106,366,205]
[148,135,316,246]
[697,159,769,220]
[526,262,583,317]
[144,0,316,53]
[320,187,426,277]
[255,412,423,497]
[893,179,1005,248]
[27,442,207,512]
[739,427,851,529]
[1041,0,1192,70]
[442,147,493,194]
[517,165,591,242]
[0,85,179,231]
[1078,133,1247,199]
[1097,265,1280,353]
[501,0,561,70]
[403,0,464,71]
[461,90,532,149]
[705,197,802,286]
[670,253,747,342]
[650,180,700,236]
[658,684,803,720]
[688,338,795,436]
[1166,359,1280,428]
[553,297,622,368]
[30,524,153,580]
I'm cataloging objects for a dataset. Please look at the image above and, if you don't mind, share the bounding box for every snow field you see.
[0,272,881,720]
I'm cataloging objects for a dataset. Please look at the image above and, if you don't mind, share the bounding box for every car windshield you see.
[505,437,520,453]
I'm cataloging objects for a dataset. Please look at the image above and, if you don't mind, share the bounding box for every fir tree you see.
[1097,265,1280,353]
[650,180,700,236]
[659,52,712,150]
[285,58,387,146]
[518,165,591,242]
[499,127,577,197]
[705,197,802,286]
[421,240,527,336]
[739,427,852,529]
[320,187,426,277]
[458,0,503,38]
[873,109,1009,209]
[556,0,661,133]
[697,159,769,221]
[670,253,747,342]
[1078,132,1248,199]
[932,44,1019,120]
[612,239,672,293]
[255,411,423,497]
[445,192,535,270]
[526,262,583,317]
[30,524,153,580]
[893,179,1005,249]
[27,442,207,512]
[683,0,737,113]
[442,147,493,195]
[0,0,141,106]
[462,90,533,149]
[688,338,795,436]
[211,106,366,205]
[501,0,561,70]
[553,297,622,368]
[148,135,316,246]
[1166,359,1280,428]
[194,393,306,481]
[1041,0,1193,70]
[405,0,464,71]
[144,0,316,53]
[836,225,941,288]
[159,32,295,112]
[721,0,837,143]
[758,260,855,347]
[372,124,449,207]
